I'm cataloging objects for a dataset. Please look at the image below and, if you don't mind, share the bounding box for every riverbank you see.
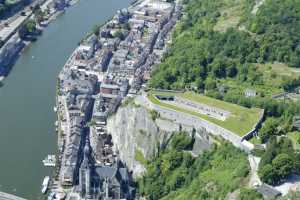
[52,0,181,198]
[0,0,80,82]
[0,0,133,198]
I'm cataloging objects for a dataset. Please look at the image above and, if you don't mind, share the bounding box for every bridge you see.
[0,191,27,200]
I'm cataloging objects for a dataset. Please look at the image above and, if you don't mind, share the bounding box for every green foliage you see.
[149,109,160,121]
[259,118,281,143]
[25,19,36,33]
[248,0,300,67]
[272,153,293,179]
[33,5,44,24]
[149,0,300,123]
[135,149,148,166]
[0,4,5,15]
[18,19,37,40]
[113,30,124,40]
[170,132,194,151]
[239,188,263,200]
[121,97,140,108]
[251,148,265,157]
[281,78,300,92]
[259,164,279,185]
[92,25,100,36]
[138,142,249,200]
[149,91,263,136]
[258,136,300,185]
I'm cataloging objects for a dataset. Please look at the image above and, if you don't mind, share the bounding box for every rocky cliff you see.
[107,104,172,177]
[107,102,213,177]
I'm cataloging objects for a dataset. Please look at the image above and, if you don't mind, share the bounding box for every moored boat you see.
[43,155,56,167]
[41,176,50,194]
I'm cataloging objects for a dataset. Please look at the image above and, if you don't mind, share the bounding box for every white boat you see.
[41,176,50,194]
[43,155,56,167]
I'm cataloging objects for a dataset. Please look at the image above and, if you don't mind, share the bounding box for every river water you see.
[0,0,132,198]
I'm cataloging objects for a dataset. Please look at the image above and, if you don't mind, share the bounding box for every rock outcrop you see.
[107,105,171,177]
[107,103,213,177]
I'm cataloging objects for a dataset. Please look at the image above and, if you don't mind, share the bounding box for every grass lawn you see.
[287,131,300,150]
[256,63,300,90]
[148,91,263,136]
[214,4,242,32]
[217,62,300,98]
[256,63,300,78]
[219,78,282,98]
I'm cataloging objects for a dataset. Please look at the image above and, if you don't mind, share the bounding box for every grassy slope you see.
[148,91,262,136]
[215,0,300,97]
[159,144,251,200]
[213,0,247,32]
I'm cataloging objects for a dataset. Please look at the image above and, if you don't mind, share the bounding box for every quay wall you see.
[0,191,27,200]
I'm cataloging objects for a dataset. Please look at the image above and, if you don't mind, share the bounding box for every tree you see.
[259,118,280,143]
[171,132,194,151]
[259,136,277,167]
[25,19,36,33]
[18,19,37,40]
[113,30,124,40]
[195,78,205,91]
[205,77,217,91]
[92,25,100,36]
[259,164,279,185]
[0,3,5,16]
[272,153,293,179]
[239,188,263,200]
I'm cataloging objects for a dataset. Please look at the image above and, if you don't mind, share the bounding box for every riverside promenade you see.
[0,191,27,200]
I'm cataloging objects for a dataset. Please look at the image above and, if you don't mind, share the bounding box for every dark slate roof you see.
[119,167,129,182]
[95,166,118,180]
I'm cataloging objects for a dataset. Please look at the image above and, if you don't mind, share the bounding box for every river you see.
[0,0,132,199]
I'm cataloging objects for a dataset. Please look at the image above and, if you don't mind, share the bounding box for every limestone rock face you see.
[107,104,213,177]
[107,105,170,177]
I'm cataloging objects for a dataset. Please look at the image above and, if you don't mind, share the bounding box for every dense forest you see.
[147,0,300,193]
[149,0,300,145]
[138,133,263,200]
[150,0,300,91]
[257,136,300,185]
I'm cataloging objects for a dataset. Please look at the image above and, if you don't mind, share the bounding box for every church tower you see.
[79,139,92,199]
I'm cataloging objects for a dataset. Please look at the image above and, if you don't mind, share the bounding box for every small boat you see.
[41,176,50,194]
[43,155,56,167]
[53,106,57,112]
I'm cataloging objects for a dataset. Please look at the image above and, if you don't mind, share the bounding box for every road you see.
[0,0,46,43]
[248,155,262,187]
